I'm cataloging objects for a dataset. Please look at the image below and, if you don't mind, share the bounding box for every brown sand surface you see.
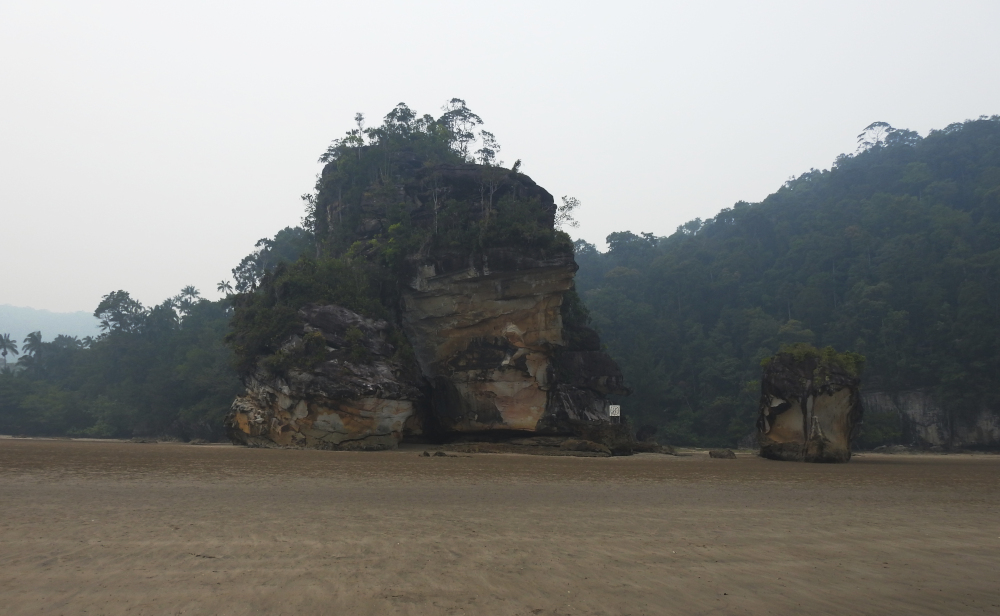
[0,439,998,615]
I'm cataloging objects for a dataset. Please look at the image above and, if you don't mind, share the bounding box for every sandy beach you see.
[0,438,997,615]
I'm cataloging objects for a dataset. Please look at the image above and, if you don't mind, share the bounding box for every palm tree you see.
[22,331,43,356]
[217,280,234,295]
[174,285,201,318]
[52,335,82,350]
[0,334,19,368]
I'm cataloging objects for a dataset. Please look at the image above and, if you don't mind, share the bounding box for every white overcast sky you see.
[2,0,999,313]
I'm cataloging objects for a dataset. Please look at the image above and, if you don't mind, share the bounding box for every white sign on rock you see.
[609,405,621,417]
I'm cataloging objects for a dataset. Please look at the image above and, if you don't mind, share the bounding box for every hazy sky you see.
[2,0,998,313]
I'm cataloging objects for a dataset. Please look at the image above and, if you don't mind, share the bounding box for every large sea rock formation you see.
[757,349,863,462]
[225,163,630,451]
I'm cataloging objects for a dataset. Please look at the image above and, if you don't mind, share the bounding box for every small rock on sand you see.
[709,449,737,459]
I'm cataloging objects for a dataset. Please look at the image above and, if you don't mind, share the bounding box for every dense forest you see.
[2,110,998,446]
[0,289,239,439]
[576,116,1000,446]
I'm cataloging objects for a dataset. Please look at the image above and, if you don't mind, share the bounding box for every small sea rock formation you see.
[757,345,864,462]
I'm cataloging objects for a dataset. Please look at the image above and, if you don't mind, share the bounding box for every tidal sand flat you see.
[0,439,997,615]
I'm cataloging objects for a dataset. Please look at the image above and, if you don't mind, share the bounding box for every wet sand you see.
[0,439,997,615]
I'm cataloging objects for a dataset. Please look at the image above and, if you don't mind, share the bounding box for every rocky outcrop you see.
[225,305,423,450]
[226,267,629,449]
[226,162,632,452]
[862,390,1000,449]
[402,246,627,436]
[757,351,863,462]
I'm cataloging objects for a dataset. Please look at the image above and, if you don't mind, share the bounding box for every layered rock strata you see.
[225,305,423,450]
[402,247,627,435]
[757,352,863,462]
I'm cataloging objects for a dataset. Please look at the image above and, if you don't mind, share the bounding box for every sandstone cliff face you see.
[862,390,1000,448]
[402,247,626,435]
[757,353,863,462]
[225,305,423,450]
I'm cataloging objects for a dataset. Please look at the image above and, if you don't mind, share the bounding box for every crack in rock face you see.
[756,352,863,463]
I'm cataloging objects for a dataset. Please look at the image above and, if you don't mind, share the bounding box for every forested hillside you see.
[575,116,1000,446]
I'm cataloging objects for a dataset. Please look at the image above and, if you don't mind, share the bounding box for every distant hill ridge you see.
[0,305,101,345]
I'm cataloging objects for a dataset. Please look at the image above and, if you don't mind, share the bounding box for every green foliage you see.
[94,290,146,333]
[232,226,315,293]
[763,343,866,378]
[0,333,18,364]
[561,289,591,330]
[575,115,1000,447]
[853,407,904,449]
[309,101,564,262]
[481,195,571,252]
[227,255,389,375]
[311,102,464,255]
[262,330,329,375]
[0,293,241,440]
[344,327,370,363]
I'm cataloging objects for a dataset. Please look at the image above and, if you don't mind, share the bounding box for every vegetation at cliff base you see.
[576,116,1000,446]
